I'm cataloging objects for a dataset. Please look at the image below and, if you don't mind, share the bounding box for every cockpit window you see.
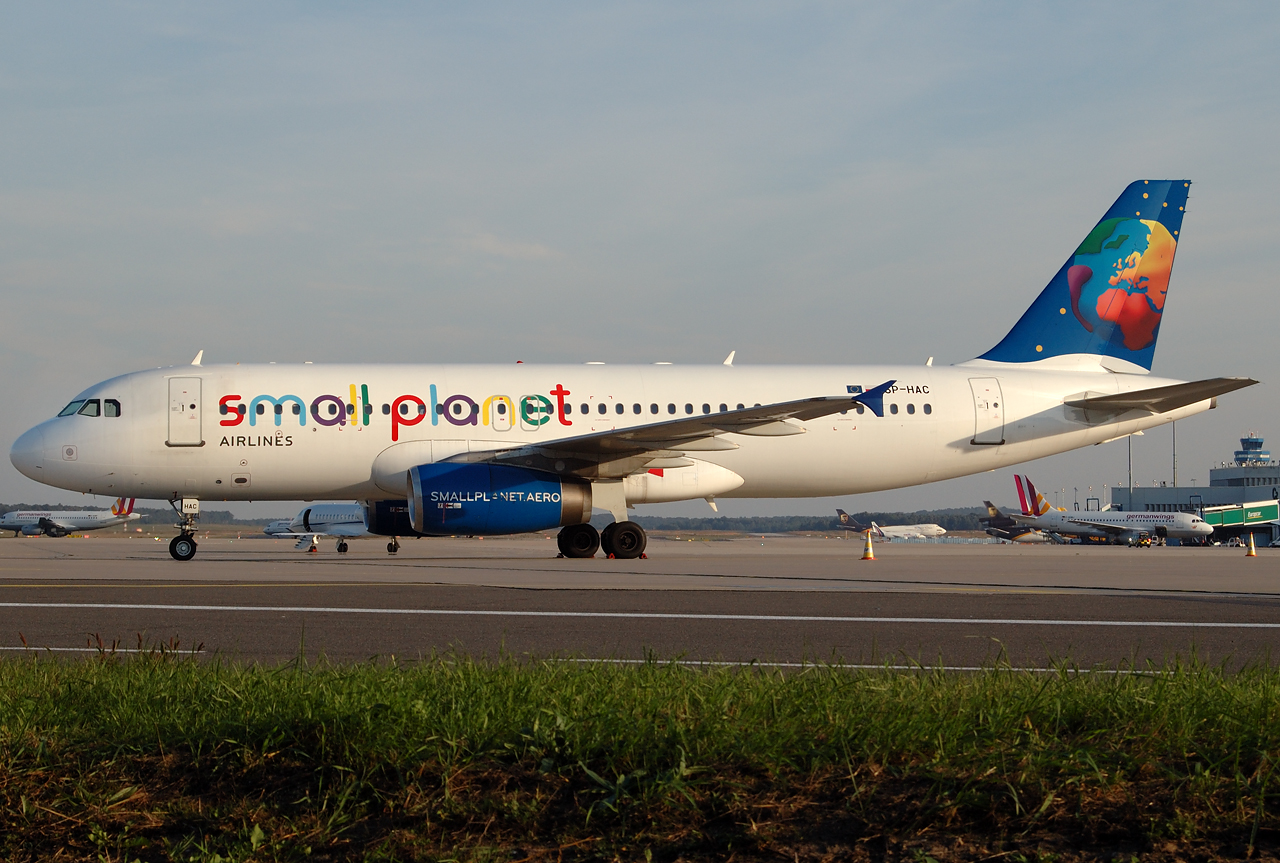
[77,399,101,417]
[104,399,121,417]
[58,400,86,417]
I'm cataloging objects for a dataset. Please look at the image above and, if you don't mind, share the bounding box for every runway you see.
[1,535,1278,667]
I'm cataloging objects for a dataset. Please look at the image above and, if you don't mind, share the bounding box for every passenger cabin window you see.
[598,403,607,415]
[907,404,915,415]
[564,403,573,415]
[615,403,624,415]
[923,404,932,415]
[104,399,121,417]
[382,403,391,415]
[633,404,641,414]
[274,404,283,415]
[685,404,693,414]
[856,404,864,414]
[256,404,265,415]
[668,404,676,414]
[737,403,745,410]
[78,399,101,417]
[719,403,728,412]
[497,403,507,415]
[890,404,899,415]
[702,403,710,414]
[650,404,658,414]
[59,400,86,417]
[580,403,589,414]
[399,403,410,416]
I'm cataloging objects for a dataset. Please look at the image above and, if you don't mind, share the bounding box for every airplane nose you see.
[9,426,45,479]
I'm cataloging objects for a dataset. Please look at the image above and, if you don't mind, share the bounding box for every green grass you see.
[2,652,1280,861]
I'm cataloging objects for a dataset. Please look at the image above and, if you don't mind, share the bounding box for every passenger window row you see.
[58,399,121,418]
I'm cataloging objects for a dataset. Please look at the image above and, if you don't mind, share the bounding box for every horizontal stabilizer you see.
[1064,377,1258,416]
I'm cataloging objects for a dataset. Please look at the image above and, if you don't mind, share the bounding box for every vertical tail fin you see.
[1025,478,1051,516]
[112,498,137,516]
[976,181,1190,371]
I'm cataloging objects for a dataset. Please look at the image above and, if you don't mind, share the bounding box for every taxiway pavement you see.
[1,535,1277,668]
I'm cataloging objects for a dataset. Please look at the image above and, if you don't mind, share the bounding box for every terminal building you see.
[1109,433,1280,542]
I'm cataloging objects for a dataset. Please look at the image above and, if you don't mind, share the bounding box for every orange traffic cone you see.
[861,530,875,561]
[1246,533,1257,557]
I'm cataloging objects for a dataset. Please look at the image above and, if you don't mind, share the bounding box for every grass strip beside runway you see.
[1,655,1279,861]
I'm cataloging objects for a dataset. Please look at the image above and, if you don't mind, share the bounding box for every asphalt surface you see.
[1,535,1278,668]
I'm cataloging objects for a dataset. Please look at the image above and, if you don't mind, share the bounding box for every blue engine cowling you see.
[407,463,591,536]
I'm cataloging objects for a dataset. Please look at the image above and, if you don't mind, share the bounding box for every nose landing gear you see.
[167,498,200,561]
[387,537,401,554]
[168,535,197,561]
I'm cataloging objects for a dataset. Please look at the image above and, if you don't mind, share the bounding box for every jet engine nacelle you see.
[407,463,591,536]
[20,524,45,537]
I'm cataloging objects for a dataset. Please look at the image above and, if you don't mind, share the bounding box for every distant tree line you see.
[0,503,282,526]
[629,508,988,533]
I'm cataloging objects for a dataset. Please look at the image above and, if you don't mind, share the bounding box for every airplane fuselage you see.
[11,362,1212,504]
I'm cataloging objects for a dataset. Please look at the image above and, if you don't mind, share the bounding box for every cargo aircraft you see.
[1009,474,1213,545]
[979,500,1056,543]
[0,498,139,537]
[7,181,1256,560]
[835,509,946,540]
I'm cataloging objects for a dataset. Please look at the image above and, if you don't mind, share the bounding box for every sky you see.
[1,3,1277,519]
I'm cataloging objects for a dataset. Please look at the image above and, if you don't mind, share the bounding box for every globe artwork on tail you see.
[1066,218,1176,352]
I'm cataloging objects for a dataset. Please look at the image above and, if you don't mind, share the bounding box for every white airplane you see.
[1009,474,1213,545]
[0,497,140,537]
[8,181,1256,561]
[835,509,946,540]
[262,503,378,553]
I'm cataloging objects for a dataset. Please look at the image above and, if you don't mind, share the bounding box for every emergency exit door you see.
[167,377,204,447]
[968,377,1005,445]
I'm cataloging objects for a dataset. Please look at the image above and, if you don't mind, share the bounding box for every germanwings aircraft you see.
[1009,474,1212,544]
[0,498,139,537]
[835,509,946,540]
[8,181,1255,561]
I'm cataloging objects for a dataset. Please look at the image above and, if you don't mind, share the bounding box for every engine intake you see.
[407,463,591,536]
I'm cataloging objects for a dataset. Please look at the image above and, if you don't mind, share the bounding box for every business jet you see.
[978,500,1056,543]
[8,181,1256,561]
[0,498,140,537]
[1009,474,1212,545]
[262,503,376,553]
[835,509,946,540]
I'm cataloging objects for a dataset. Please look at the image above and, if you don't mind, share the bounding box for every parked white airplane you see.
[262,503,377,553]
[0,498,140,537]
[8,181,1256,561]
[1009,474,1212,544]
[835,509,946,540]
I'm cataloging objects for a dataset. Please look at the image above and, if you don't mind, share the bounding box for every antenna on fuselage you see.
[191,350,204,366]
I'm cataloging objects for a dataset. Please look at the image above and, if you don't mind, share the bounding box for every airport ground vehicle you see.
[9,181,1254,560]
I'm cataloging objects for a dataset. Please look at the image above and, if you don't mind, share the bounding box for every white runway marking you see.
[1,602,1278,628]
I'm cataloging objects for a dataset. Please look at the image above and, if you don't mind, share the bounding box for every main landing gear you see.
[167,499,199,561]
[556,521,648,559]
[336,540,349,554]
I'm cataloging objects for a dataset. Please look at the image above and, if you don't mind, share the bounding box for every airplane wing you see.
[293,535,318,550]
[451,381,896,478]
[1064,518,1132,536]
[1064,377,1258,417]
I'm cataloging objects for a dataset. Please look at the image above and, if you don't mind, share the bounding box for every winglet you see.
[723,351,735,366]
[848,380,896,417]
[191,350,204,366]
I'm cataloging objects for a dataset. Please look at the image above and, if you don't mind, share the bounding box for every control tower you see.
[1234,433,1271,466]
